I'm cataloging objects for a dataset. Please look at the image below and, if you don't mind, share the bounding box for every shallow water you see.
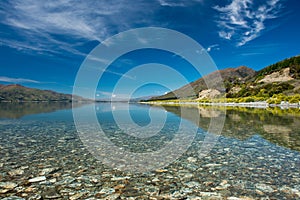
[0,102,299,199]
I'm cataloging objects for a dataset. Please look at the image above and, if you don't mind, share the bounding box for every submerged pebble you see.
[0,182,18,190]
[28,176,46,183]
[8,169,24,176]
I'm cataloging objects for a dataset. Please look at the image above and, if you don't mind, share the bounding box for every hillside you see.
[151,66,256,100]
[227,56,300,98]
[150,55,300,101]
[0,84,87,102]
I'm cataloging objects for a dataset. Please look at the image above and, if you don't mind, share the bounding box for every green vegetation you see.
[267,94,300,104]
[147,94,300,105]
[228,82,295,98]
[256,55,300,80]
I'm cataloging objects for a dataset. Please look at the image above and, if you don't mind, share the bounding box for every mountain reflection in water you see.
[0,102,87,119]
[160,105,300,152]
[0,102,299,152]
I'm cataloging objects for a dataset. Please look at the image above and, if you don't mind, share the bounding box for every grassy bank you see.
[142,94,300,108]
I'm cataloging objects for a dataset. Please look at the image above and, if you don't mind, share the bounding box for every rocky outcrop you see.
[228,86,242,95]
[198,89,221,99]
[258,68,294,83]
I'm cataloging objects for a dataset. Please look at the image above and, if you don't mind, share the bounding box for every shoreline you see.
[141,101,300,109]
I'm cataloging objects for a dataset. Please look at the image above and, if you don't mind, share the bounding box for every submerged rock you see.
[28,176,46,183]
[204,163,222,167]
[8,169,24,176]
[39,167,61,176]
[69,193,84,200]
[255,183,274,193]
[98,187,115,196]
[199,192,221,197]
[187,157,197,163]
[111,176,131,181]
[102,193,120,200]
[42,187,61,199]
[184,181,200,188]
[0,182,18,190]
[2,197,25,200]
[227,197,254,200]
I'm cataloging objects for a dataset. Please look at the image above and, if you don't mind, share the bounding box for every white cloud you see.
[219,31,233,40]
[0,76,40,83]
[214,0,282,46]
[206,44,219,52]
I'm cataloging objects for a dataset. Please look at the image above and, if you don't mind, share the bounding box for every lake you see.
[0,102,299,199]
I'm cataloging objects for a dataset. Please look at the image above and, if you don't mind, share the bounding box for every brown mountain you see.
[0,84,87,102]
[151,66,256,100]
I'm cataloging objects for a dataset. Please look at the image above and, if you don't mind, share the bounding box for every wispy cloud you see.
[206,44,220,52]
[85,57,136,80]
[214,0,283,46]
[0,76,40,84]
[157,0,204,7]
[3,1,106,41]
[96,91,131,101]
[157,0,185,7]
[0,0,160,56]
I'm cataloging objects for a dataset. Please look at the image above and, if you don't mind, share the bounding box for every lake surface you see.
[0,102,299,199]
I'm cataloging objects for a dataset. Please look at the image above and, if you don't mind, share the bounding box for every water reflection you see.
[160,105,300,151]
[0,102,88,119]
[1,102,298,152]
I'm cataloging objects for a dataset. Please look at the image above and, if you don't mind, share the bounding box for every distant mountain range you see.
[0,84,88,102]
[151,55,300,100]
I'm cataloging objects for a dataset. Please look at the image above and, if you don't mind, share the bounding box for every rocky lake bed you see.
[0,103,300,199]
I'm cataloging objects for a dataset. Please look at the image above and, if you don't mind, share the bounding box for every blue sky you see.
[0,0,299,99]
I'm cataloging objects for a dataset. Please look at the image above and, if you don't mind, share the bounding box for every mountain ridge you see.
[151,66,256,100]
[0,84,88,102]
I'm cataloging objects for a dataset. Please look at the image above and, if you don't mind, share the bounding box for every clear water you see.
[0,102,299,199]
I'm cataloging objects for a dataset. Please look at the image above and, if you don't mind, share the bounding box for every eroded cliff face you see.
[258,68,294,83]
[198,89,221,99]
